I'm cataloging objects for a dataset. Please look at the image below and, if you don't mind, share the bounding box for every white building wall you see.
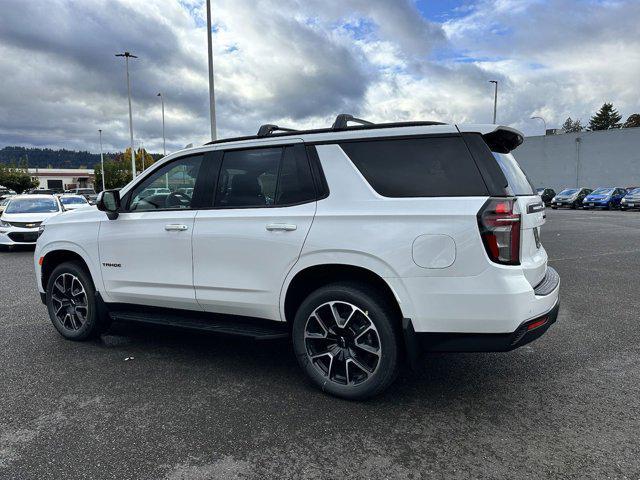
[512,127,640,191]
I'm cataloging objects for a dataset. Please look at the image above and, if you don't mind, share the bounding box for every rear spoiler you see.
[456,125,524,154]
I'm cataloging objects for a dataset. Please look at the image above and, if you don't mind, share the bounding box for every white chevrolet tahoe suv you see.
[34,115,560,400]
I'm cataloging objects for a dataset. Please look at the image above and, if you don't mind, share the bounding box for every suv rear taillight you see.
[477,198,521,265]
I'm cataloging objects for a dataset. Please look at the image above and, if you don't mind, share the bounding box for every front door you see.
[192,143,317,320]
[98,153,205,310]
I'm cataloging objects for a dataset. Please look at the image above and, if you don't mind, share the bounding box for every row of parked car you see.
[0,192,93,248]
[536,187,640,210]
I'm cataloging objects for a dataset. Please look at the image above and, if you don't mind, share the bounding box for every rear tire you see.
[292,282,400,400]
[46,261,109,340]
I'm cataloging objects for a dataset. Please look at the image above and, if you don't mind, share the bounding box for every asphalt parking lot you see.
[1,209,639,480]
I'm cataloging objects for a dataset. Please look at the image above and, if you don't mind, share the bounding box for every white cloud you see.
[0,0,638,153]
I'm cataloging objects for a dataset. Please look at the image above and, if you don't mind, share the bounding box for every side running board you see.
[108,309,289,340]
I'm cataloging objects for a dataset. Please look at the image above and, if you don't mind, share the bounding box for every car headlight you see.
[0,218,10,228]
[622,198,627,203]
[37,224,46,238]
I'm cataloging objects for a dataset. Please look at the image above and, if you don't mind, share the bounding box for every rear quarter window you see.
[339,136,489,197]
[492,152,535,196]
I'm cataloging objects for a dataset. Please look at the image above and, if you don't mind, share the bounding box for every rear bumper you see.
[401,266,560,360]
[406,301,559,354]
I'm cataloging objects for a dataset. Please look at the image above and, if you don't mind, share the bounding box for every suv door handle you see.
[165,224,189,231]
[265,223,297,231]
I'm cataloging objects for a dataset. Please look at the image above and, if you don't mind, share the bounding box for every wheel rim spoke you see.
[304,300,381,386]
[49,272,88,332]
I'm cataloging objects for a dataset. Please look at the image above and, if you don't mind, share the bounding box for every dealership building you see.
[28,167,95,191]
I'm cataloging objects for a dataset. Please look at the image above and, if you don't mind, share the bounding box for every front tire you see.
[46,261,108,340]
[292,282,400,400]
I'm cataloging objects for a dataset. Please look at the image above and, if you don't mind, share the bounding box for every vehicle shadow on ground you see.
[98,320,551,405]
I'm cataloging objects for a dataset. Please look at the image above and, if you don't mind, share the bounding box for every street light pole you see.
[98,129,105,192]
[206,0,217,141]
[116,51,138,178]
[157,93,166,156]
[531,116,547,135]
[489,80,498,124]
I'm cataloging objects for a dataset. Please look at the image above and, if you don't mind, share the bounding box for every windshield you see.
[61,196,87,205]
[5,198,59,214]
[591,188,613,195]
[558,188,579,196]
[492,153,535,195]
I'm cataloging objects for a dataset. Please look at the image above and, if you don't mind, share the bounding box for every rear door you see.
[192,142,317,321]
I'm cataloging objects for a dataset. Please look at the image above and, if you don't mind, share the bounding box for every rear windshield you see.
[5,198,59,214]
[592,188,613,195]
[340,136,489,197]
[559,188,579,196]
[492,153,535,196]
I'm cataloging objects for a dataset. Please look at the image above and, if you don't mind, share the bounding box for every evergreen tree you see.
[589,103,622,131]
[561,117,584,133]
[623,114,640,128]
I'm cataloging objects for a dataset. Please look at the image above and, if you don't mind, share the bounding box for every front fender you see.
[35,241,103,296]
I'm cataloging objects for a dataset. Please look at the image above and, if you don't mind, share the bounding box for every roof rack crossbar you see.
[332,114,374,130]
[257,124,298,137]
[204,119,448,146]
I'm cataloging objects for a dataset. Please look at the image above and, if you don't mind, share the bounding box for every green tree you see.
[589,103,622,131]
[561,117,584,133]
[93,148,158,191]
[623,113,640,128]
[0,162,38,193]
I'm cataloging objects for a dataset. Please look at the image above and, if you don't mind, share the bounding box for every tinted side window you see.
[275,146,316,205]
[215,148,281,207]
[340,136,488,197]
[128,155,203,211]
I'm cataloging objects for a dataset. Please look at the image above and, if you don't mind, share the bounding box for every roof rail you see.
[332,114,374,130]
[203,117,447,146]
[257,124,297,137]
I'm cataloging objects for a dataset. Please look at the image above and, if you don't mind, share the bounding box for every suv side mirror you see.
[96,190,121,220]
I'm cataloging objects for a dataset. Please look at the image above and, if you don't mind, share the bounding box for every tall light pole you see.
[206,0,217,140]
[116,51,138,178]
[489,80,498,124]
[98,129,105,192]
[157,93,166,156]
[531,116,547,135]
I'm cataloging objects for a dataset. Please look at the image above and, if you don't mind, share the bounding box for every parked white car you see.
[1,195,63,248]
[58,194,90,211]
[34,115,560,399]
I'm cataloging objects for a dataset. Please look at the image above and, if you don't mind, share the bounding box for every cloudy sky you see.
[0,0,638,154]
